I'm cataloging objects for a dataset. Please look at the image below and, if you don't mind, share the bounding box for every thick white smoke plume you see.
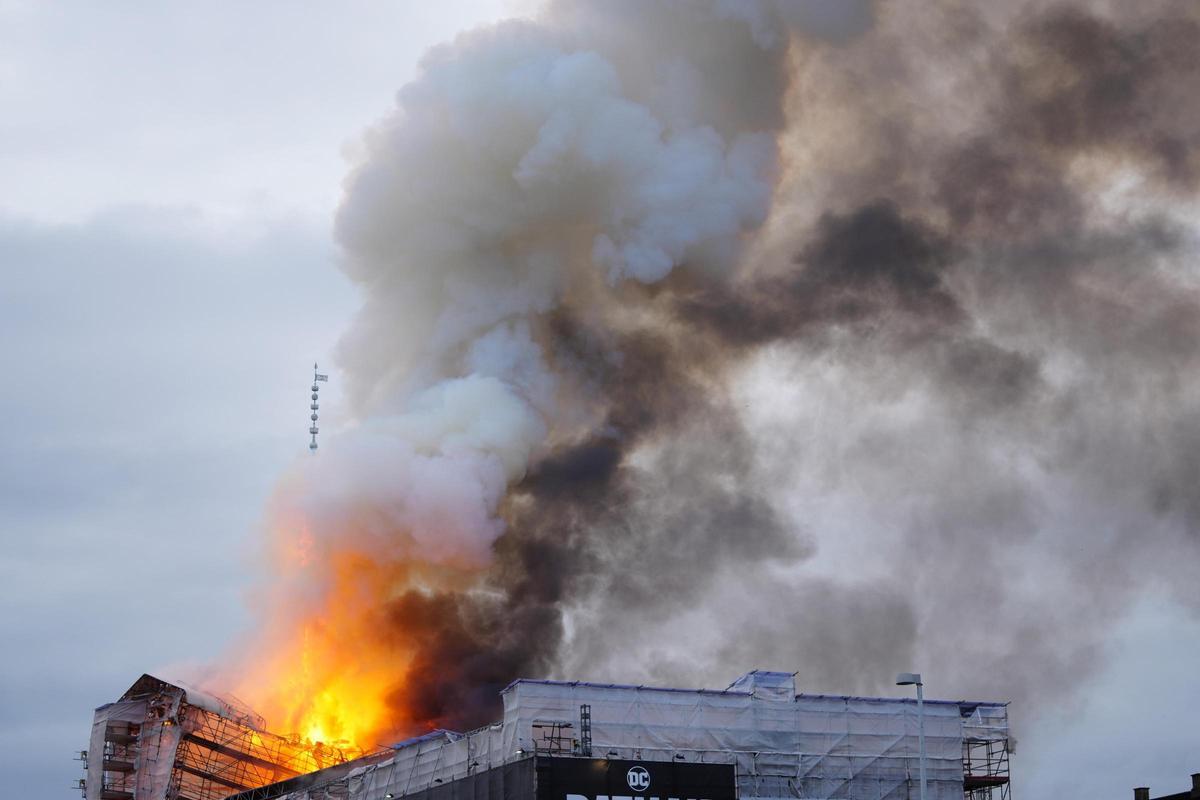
[223,0,1200,746]
[308,3,798,570]
[225,0,847,739]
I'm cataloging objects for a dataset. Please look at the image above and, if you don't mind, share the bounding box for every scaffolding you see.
[530,719,576,755]
[84,675,359,800]
[84,671,1012,800]
[243,672,1011,800]
[963,737,1011,800]
[960,700,1011,800]
[578,704,592,757]
[171,702,327,800]
[97,720,140,800]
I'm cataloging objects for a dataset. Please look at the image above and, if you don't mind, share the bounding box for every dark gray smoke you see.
[230,0,1200,740]
[491,0,1200,714]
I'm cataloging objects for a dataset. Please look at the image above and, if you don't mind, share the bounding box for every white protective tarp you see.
[274,674,1009,800]
[86,692,185,800]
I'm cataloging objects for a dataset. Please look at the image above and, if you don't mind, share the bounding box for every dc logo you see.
[627,766,650,791]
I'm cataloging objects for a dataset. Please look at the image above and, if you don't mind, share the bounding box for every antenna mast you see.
[309,363,328,452]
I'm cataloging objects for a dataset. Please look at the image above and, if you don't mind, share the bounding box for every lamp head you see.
[895,672,922,686]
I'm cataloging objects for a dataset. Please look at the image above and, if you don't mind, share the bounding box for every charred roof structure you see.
[84,671,1010,800]
[80,675,376,800]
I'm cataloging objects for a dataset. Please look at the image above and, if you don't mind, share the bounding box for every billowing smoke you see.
[222,0,1200,746]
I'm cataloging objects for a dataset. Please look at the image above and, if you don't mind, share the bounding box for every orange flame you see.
[228,504,484,752]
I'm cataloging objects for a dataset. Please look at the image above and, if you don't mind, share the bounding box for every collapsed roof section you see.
[82,675,363,800]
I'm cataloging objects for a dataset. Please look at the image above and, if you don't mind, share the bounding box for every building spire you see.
[309,362,328,452]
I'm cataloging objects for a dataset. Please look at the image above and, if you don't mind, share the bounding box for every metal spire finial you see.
[309,363,328,452]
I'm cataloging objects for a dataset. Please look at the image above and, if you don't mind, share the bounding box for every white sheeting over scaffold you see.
[86,680,186,800]
[279,672,1009,800]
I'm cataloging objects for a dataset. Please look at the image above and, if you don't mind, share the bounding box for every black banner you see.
[536,757,736,800]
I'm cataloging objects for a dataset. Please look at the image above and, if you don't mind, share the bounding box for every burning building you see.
[81,675,380,800]
[83,672,1010,800]
[73,3,1200,800]
[208,2,1200,751]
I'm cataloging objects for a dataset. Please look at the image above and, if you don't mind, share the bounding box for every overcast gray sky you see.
[1,3,1196,800]
[0,2,520,796]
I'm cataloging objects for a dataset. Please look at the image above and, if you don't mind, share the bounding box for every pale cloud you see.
[0,1,530,223]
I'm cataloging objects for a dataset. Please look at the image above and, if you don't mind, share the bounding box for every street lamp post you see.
[896,673,926,800]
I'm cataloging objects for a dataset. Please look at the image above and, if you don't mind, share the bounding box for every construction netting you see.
[272,672,1009,800]
[84,675,351,800]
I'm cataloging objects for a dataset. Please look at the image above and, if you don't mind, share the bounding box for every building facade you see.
[82,671,1011,800]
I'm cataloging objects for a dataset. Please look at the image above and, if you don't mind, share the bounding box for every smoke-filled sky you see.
[4,2,1200,800]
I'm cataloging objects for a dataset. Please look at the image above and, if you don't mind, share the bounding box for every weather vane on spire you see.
[309,363,328,452]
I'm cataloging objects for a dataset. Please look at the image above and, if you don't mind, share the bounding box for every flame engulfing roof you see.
[84,675,370,800]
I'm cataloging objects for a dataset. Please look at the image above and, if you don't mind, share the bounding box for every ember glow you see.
[231,553,409,749]
[233,511,489,749]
